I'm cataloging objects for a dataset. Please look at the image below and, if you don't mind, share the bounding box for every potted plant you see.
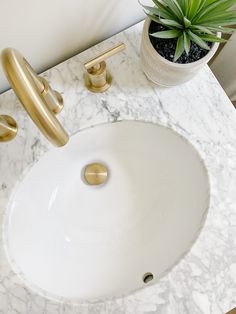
[140,0,236,86]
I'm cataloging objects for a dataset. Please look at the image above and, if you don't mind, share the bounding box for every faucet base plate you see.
[84,72,112,93]
[0,115,18,142]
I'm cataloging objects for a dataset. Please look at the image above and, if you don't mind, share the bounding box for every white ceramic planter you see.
[140,18,220,86]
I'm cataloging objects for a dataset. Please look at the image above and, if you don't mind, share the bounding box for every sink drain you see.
[143,272,154,284]
[83,163,108,186]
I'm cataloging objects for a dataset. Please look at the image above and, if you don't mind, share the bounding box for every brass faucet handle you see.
[84,43,125,93]
[0,115,18,142]
[84,43,126,70]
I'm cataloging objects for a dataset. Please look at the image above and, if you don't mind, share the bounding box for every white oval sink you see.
[3,121,209,302]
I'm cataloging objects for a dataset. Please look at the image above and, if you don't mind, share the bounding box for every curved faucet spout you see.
[1,48,69,147]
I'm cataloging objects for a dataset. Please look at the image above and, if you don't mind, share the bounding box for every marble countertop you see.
[0,21,236,314]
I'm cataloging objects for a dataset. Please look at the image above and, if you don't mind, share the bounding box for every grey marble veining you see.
[0,21,236,314]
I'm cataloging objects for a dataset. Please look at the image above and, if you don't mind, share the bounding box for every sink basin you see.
[3,121,210,302]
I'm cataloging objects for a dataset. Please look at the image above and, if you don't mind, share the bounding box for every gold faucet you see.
[1,48,69,146]
[84,43,125,93]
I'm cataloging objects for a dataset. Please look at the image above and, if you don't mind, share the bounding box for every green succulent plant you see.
[140,0,236,61]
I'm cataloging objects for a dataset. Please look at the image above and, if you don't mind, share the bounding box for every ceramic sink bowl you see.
[3,121,210,302]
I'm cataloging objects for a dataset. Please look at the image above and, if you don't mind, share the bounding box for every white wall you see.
[0,0,146,93]
[211,32,236,102]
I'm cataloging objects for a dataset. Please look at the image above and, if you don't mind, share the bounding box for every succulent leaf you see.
[190,25,214,34]
[159,18,183,28]
[141,4,161,17]
[183,31,191,54]
[198,34,227,42]
[150,29,182,38]
[174,34,185,61]
[151,0,175,19]
[183,16,191,27]
[187,30,211,50]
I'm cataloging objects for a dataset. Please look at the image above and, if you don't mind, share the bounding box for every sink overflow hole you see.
[143,272,154,284]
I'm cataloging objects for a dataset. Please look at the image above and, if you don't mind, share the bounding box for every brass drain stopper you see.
[84,163,108,186]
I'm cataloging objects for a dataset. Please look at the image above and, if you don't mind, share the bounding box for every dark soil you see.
[149,21,212,64]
